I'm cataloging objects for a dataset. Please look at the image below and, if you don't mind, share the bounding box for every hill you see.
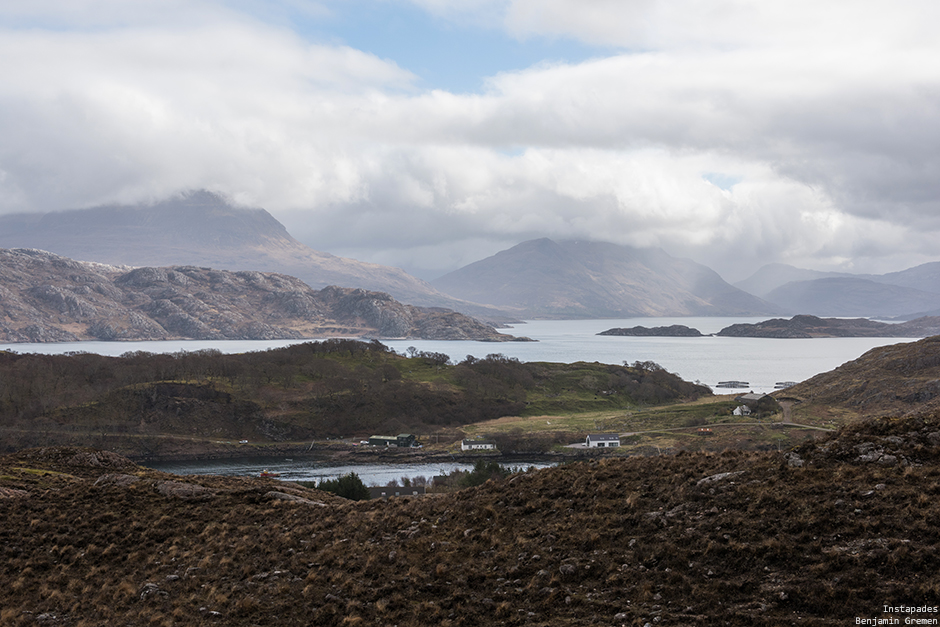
[780,334,940,418]
[0,248,519,343]
[0,341,709,459]
[431,238,778,318]
[0,191,501,317]
[2,407,940,625]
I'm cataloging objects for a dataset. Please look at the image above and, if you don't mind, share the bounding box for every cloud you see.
[0,0,939,282]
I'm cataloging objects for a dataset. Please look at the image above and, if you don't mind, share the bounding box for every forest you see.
[0,339,710,456]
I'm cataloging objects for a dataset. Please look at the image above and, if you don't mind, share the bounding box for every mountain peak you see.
[432,238,778,317]
[0,191,490,315]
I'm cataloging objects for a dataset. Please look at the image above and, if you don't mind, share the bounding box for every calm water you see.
[0,316,916,394]
[147,457,556,486]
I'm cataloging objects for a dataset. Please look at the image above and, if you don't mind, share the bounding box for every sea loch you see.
[0,317,916,395]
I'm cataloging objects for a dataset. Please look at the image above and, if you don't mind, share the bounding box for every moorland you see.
[3,337,940,624]
[0,339,710,461]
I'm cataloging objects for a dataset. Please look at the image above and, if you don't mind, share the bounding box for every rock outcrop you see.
[0,248,522,342]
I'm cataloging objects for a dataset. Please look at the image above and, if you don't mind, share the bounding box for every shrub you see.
[317,472,371,501]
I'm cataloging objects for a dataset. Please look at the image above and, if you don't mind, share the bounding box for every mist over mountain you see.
[0,192,500,318]
[736,262,940,317]
[431,238,779,318]
[732,263,859,298]
[762,278,940,318]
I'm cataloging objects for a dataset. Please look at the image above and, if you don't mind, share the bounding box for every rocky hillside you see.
[0,191,503,318]
[2,411,940,626]
[0,248,522,342]
[431,238,779,318]
[716,314,940,338]
[781,334,940,416]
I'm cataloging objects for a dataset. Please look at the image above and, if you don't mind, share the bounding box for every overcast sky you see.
[1,1,939,282]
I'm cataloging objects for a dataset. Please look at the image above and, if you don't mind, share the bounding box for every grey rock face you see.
[0,248,518,343]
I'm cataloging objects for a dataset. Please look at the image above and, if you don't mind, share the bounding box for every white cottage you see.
[585,434,620,448]
[461,439,497,451]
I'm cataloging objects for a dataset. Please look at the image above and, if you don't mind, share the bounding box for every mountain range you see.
[735,262,940,318]
[3,190,940,320]
[431,238,778,318]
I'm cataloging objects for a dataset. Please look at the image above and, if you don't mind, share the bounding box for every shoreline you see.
[132,443,598,466]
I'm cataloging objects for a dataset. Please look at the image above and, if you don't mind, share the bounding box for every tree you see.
[317,472,371,501]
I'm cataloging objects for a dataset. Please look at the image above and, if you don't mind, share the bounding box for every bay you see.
[0,316,917,394]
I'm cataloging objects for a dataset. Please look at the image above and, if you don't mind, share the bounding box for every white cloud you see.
[1,0,939,282]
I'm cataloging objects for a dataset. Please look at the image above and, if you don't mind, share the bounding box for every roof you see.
[735,393,769,402]
[586,434,620,441]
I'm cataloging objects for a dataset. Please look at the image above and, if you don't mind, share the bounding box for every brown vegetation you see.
[2,404,939,625]
[0,341,709,459]
[782,335,940,416]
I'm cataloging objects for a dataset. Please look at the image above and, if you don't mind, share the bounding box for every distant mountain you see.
[430,238,779,318]
[0,248,524,343]
[762,278,940,318]
[735,261,940,318]
[879,261,940,292]
[733,263,858,298]
[0,191,502,319]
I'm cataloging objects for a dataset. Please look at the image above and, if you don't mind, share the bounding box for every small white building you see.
[585,434,620,448]
[461,439,496,451]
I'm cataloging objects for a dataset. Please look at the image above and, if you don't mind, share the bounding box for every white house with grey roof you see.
[585,434,620,448]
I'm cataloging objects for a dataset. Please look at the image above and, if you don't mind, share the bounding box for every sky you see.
[1,1,939,283]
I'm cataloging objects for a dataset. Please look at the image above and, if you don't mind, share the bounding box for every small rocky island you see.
[598,324,703,337]
[716,314,940,338]
[0,248,530,343]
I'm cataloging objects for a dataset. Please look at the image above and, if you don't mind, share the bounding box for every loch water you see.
[146,457,558,486]
[2,316,917,395]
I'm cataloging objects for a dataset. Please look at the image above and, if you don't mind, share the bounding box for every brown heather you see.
[1,408,939,626]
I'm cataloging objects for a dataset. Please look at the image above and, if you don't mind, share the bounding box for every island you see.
[716,314,940,338]
[598,324,703,337]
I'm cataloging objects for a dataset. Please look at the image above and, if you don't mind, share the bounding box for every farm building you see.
[367,434,419,448]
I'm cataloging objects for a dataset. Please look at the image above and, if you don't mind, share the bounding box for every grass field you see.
[461,393,840,455]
